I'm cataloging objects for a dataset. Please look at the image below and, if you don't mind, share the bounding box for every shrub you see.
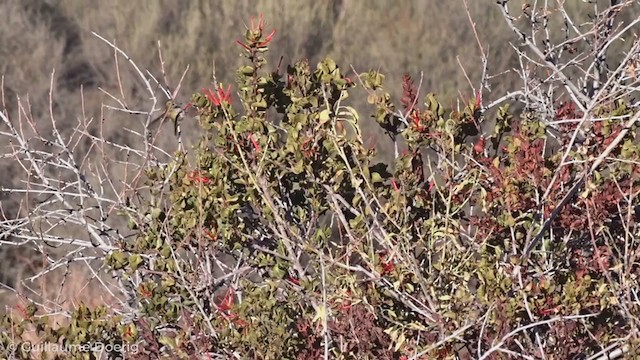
[2,3,640,359]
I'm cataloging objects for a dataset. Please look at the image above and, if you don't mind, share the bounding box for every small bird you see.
[151,100,185,135]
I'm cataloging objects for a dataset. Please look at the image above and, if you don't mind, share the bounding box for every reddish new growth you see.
[204,228,216,241]
[138,284,153,298]
[390,178,399,192]
[401,73,417,112]
[401,74,423,132]
[14,304,29,319]
[592,120,623,147]
[555,100,584,138]
[216,287,248,328]
[555,100,578,120]
[300,137,317,159]
[287,275,300,285]
[236,14,276,50]
[248,133,261,152]
[332,290,353,311]
[203,84,232,107]
[473,136,486,154]
[187,170,211,184]
[474,90,482,110]
[378,251,395,275]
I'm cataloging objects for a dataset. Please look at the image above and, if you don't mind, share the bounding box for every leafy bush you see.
[2,3,640,359]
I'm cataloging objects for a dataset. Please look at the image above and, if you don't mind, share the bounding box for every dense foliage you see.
[2,4,640,360]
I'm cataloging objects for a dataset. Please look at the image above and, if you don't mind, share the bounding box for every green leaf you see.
[319,109,331,124]
[158,335,177,350]
[128,254,143,271]
[371,172,383,184]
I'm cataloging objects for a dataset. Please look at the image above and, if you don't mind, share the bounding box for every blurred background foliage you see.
[2,0,637,141]
[0,0,638,302]
[5,0,498,121]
